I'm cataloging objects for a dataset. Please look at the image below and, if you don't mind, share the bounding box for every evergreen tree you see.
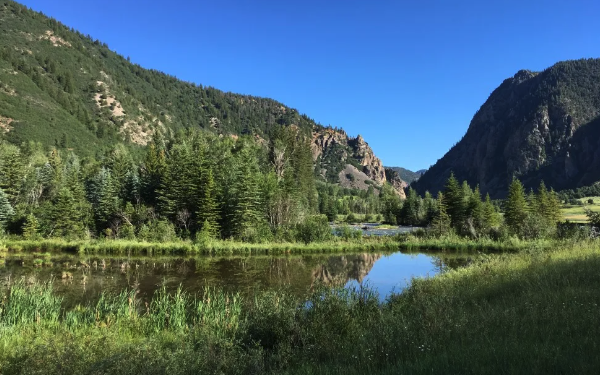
[482,193,499,231]
[400,188,422,225]
[431,192,450,236]
[50,188,83,238]
[226,147,264,240]
[197,167,220,237]
[0,143,25,204]
[443,172,465,229]
[505,178,528,236]
[466,185,484,235]
[0,188,14,230]
[22,213,39,240]
[423,191,438,225]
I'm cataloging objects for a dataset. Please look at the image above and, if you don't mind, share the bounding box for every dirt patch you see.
[0,84,17,96]
[40,30,71,47]
[94,82,125,117]
[0,116,14,133]
[122,119,153,145]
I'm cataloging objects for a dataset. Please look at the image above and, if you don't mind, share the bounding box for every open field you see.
[561,196,600,222]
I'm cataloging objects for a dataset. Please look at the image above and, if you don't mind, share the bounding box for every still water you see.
[0,251,471,305]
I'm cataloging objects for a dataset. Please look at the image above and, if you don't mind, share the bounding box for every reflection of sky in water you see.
[345,253,439,299]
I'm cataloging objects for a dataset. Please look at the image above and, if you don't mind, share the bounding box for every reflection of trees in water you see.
[311,254,382,287]
[430,256,472,274]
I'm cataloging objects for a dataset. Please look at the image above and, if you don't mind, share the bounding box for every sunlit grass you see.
[0,241,599,374]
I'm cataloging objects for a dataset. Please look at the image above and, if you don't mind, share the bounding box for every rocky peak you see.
[312,127,390,189]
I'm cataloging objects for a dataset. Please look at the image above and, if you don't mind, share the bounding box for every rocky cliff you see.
[414,59,600,198]
[312,127,396,192]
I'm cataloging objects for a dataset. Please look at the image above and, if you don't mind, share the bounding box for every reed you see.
[0,241,598,374]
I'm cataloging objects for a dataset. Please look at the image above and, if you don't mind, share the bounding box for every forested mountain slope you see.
[0,0,394,190]
[414,59,600,197]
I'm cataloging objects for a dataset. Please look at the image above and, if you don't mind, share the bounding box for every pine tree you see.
[443,172,465,229]
[467,185,484,233]
[0,187,14,229]
[0,143,25,204]
[423,191,438,225]
[505,178,528,236]
[226,147,264,240]
[23,213,39,240]
[431,192,450,236]
[51,188,83,238]
[197,167,220,237]
[547,189,562,224]
[482,193,499,231]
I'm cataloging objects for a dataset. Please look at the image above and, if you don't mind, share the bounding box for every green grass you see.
[561,197,600,222]
[0,240,599,374]
[0,234,559,257]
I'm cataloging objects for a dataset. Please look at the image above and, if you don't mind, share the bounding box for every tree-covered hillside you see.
[414,59,600,198]
[0,0,323,156]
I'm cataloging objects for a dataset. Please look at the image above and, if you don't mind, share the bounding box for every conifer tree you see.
[197,167,220,237]
[467,185,484,233]
[443,172,465,229]
[505,178,528,236]
[51,188,83,238]
[0,188,14,230]
[0,143,25,204]
[482,193,499,231]
[22,213,39,240]
[431,192,450,236]
[226,147,264,240]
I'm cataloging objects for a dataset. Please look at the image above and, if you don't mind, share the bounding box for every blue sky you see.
[18,0,599,171]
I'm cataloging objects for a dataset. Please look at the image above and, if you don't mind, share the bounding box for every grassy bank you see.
[0,241,599,374]
[561,196,600,222]
[0,234,556,256]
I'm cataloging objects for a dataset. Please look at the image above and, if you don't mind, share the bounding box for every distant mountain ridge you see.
[0,1,396,193]
[414,59,600,197]
[385,167,425,184]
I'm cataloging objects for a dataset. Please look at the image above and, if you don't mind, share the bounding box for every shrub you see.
[296,215,333,244]
[588,198,595,205]
[345,213,358,224]
[335,224,362,240]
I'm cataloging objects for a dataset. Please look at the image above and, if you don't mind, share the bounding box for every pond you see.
[0,251,472,306]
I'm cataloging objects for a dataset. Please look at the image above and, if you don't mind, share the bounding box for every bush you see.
[588,198,595,205]
[364,213,373,223]
[345,213,358,224]
[296,215,333,244]
[556,222,591,241]
[334,224,363,240]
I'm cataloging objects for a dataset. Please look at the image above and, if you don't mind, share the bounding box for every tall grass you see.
[0,241,599,374]
[0,235,561,257]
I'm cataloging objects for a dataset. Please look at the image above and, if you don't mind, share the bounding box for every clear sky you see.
[17,0,600,171]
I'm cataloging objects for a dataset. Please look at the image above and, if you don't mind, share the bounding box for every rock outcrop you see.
[414,59,600,197]
[312,127,396,193]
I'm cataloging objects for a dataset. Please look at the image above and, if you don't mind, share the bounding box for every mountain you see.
[385,167,424,184]
[0,1,393,192]
[414,59,600,198]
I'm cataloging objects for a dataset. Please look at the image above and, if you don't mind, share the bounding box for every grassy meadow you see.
[561,196,600,222]
[0,240,599,374]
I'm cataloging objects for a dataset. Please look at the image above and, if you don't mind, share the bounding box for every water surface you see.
[0,251,471,305]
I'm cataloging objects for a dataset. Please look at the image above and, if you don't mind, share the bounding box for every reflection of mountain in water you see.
[312,254,382,286]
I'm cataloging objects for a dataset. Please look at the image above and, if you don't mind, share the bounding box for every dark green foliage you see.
[0,187,14,229]
[22,213,39,239]
[505,178,528,236]
[443,172,465,229]
[296,215,333,243]
[414,59,600,198]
